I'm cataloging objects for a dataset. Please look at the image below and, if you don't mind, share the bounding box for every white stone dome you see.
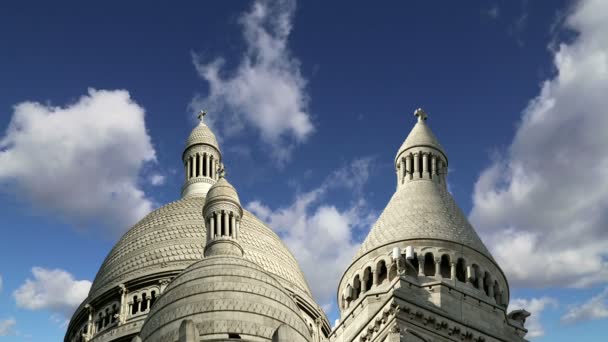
[87,196,317,311]
[138,255,311,342]
[205,177,240,205]
[186,121,219,151]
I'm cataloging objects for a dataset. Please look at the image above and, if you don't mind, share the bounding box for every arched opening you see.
[471,265,480,289]
[440,254,451,278]
[132,295,139,315]
[353,275,361,300]
[424,253,435,276]
[189,156,194,179]
[195,154,200,177]
[364,267,373,292]
[493,281,501,303]
[377,260,387,285]
[410,254,420,275]
[103,308,110,327]
[202,153,207,176]
[417,153,423,178]
[483,272,491,296]
[456,258,466,282]
[97,313,102,331]
[389,263,398,282]
[141,293,148,312]
[150,290,157,308]
[111,304,117,324]
[209,155,214,178]
[228,213,233,237]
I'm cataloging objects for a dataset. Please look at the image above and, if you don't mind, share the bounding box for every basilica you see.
[65,109,531,342]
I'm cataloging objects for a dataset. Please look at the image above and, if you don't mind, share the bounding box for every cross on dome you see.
[197,110,207,122]
[414,108,428,122]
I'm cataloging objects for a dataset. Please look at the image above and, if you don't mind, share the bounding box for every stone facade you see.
[64,109,530,342]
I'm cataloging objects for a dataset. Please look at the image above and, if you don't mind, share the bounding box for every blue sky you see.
[1,0,608,341]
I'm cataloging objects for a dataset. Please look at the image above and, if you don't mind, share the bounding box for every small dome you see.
[206,176,240,205]
[395,109,445,162]
[186,121,219,151]
[139,256,311,342]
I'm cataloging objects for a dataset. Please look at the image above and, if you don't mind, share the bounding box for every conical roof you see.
[395,109,445,161]
[353,180,493,261]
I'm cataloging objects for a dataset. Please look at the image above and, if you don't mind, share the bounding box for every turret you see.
[202,170,244,257]
[394,108,448,189]
[181,110,222,198]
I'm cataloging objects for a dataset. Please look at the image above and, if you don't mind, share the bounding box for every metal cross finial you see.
[414,108,428,122]
[197,110,207,122]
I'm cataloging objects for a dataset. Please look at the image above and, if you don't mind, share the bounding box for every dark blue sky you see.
[3,1,606,341]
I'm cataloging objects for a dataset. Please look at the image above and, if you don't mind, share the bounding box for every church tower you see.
[330,109,530,342]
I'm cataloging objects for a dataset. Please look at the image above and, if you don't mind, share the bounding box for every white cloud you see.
[0,318,16,336]
[0,88,157,234]
[561,287,608,324]
[13,267,91,317]
[247,158,375,310]
[148,173,166,186]
[470,0,608,288]
[509,297,557,338]
[191,0,313,164]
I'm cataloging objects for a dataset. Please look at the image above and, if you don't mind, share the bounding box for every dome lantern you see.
[202,169,244,257]
[181,110,222,198]
[394,108,448,189]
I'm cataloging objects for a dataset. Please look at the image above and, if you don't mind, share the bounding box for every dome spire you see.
[181,110,222,198]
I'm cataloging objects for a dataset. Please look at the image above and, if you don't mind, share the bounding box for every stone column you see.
[450,261,456,280]
[399,159,406,184]
[418,258,425,277]
[435,258,442,279]
[118,284,127,324]
[223,211,229,236]
[84,304,93,340]
[431,155,437,180]
[487,277,494,298]
[230,214,236,238]
[235,220,240,240]
[209,216,214,239]
[197,154,202,177]
[422,153,429,179]
[210,158,215,179]
[372,268,378,285]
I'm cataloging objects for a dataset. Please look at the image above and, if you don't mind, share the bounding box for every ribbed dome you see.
[139,256,311,342]
[206,177,240,205]
[186,121,219,150]
[88,196,317,307]
[352,180,494,262]
[395,115,445,162]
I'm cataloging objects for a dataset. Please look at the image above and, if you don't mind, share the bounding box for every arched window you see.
[363,267,373,291]
[411,254,420,274]
[103,308,110,327]
[97,313,102,331]
[456,258,466,282]
[195,154,200,177]
[389,263,398,282]
[424,253,435,276]
[132,295,139,315]
[189,156,194,179]
[483,272,491,296]
[202,153,207,176]
[150,290,157,308]
[111,304,117,324]
[141,293,148,312]
[440,254,451,278]
[471,265,480,289]
[353,275,361,300]
[377,261,387,285]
